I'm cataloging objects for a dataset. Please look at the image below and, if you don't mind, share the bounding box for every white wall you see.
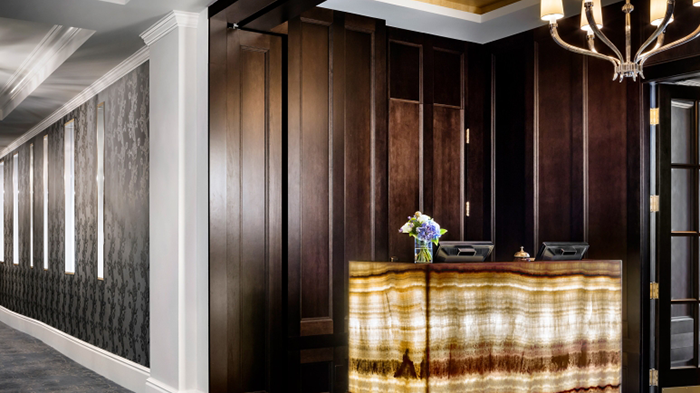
[142,10,208,393]
[194,8,209,393]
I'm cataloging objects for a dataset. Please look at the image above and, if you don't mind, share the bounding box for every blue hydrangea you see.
[416,220,441,242]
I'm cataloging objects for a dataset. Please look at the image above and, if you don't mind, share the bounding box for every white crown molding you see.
[97,0,131,4]
[0,45,149,158]
[0,306,149,393]
[0,25,95,121]
[141,11,200,47]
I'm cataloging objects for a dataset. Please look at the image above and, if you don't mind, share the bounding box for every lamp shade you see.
[541,0,564,21]
[580,0,604,31]
[651,0,673,26]
[695,0,700,7]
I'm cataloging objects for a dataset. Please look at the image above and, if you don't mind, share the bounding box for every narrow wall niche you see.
[0,160,4,263]
[13,152,18,265]
[29,143,33,268]
[43,135,48,270]
[97,103,104,280]
[64,120,75,274]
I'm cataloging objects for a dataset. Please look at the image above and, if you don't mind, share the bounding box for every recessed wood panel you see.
[432,106,463,241]
[493,42,533,261]
[345,28,374,262]
[389,100,422,261]
[537,40,582,244]
[300,21,331,320]
[586,59,627,262]
[390,42,421,101]
[210,29,282,393]
[466,43,490,242]
[239,47,268,391]
[434,50,462,107]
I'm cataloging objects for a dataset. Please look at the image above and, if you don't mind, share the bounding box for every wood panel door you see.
[209,27,283,393]
[387,29,470,262]
[287,9,387,392]
[658,85,700,389]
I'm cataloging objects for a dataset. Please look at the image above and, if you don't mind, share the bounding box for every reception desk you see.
[348,260,622,393]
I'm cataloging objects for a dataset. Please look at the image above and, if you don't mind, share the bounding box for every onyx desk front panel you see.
[348,260,622,393]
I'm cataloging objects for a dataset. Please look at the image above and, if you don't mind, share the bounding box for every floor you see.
[0,321,132,392]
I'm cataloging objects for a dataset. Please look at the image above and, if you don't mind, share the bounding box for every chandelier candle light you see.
[542,0,700,82]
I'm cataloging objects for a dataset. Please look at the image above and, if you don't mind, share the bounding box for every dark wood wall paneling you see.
[486,4,661,391]
[287,9,388,392]
[209,18,284,393]
[210,5,491,391]
[387,29,484,262]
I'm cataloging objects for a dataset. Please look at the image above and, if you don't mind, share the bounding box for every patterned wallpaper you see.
[0,63,150,367]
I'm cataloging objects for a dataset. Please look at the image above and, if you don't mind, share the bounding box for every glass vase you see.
[414,238,433,264]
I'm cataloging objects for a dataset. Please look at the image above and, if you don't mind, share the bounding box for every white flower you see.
[417,215,431,223]
[400,222,413,233]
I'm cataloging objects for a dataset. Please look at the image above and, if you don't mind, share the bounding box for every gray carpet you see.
[0,321,132,392]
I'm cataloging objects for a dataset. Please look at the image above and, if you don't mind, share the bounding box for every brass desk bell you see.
[514,246,532,262]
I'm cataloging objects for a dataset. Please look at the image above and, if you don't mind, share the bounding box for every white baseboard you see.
[0,306,150,393]
[145,378,205,393]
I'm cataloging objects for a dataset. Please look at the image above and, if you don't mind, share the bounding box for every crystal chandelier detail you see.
[542,0,700,82]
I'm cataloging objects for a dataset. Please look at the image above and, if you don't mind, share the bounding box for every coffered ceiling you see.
[321,0,622,44]
[0,0,210,149]
[411,0,521,15]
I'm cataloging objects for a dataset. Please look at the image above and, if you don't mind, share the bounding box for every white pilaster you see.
[141,10,208,393]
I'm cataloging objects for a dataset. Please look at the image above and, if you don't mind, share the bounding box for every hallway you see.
[0,321,131,393]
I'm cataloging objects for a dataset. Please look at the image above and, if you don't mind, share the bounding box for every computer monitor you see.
[535,242,589,261]
[434,241,494,262]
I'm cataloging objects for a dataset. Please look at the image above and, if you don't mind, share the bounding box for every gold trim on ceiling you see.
[409,0,523,15]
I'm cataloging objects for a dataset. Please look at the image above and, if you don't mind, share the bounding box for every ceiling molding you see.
[0,26,94,121]
[140,10,200,46]
[0,46,150,158]
[96,0,132,4]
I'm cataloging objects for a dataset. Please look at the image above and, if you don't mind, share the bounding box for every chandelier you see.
[541,0,700,81]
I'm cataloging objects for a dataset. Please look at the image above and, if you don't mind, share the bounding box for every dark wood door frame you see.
[209,0,327,31]
[209,23,287,392]
[643,56,700,391]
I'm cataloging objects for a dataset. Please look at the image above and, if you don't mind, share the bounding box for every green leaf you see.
[432,239,439,246]
[440,229,448,235]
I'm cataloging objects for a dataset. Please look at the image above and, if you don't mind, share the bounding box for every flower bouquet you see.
[399,211,447,263]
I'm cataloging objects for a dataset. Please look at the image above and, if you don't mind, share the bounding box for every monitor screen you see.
[535,242,589,261]
[435,241,494,262]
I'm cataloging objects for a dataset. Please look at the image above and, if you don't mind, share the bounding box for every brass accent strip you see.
[466,128,470,144]
[664,386,700,392]
[466,201,470,217]
[650,369,659,386]
[651,195,660,213]
[651,108,660,126]
[650,282,659,299]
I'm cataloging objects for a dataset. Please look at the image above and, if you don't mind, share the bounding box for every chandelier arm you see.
[550,23,620,70]
[640,23,700,67]
[585,3,624,63]
[587,34,598,53]
[638,33,665,62]
[634,0,675,63]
